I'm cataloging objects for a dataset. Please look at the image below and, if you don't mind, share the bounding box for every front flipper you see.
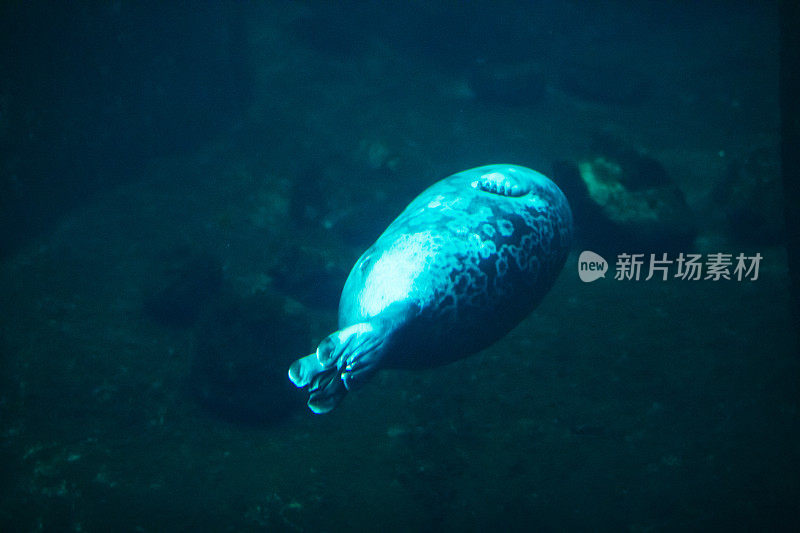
[288,322,387,414]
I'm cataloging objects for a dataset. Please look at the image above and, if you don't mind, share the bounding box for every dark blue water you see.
[1,1,796,531]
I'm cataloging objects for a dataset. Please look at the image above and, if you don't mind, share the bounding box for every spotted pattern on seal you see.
[339,164,572,368]
[289,164,573,413]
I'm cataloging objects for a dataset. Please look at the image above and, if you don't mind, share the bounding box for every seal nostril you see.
[472,171,530,197]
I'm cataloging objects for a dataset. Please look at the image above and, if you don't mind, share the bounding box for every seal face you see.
[289,164,573,413]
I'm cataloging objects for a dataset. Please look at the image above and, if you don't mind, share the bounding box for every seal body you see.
[289,164,572,413]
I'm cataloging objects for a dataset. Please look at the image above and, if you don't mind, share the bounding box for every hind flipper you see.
[288,322,387,414]
[287,352,345,414]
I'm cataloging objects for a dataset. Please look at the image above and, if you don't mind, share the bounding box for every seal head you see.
[289,164,572,413]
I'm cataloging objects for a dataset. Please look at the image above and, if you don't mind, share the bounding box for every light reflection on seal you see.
[289,164,573,414]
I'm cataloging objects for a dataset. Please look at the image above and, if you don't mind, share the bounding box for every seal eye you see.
[472,171,530,197]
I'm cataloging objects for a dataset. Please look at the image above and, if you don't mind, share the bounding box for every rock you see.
[270,247,347,311]
[712,147,784,244]
[288,158,405,248]
[291,2,375,56]
[559,61,649,105]
[553,139,696,254]
[355,139,401,172]
[143,247,223,328]
[469,62,547,106]
[190,290,309,424]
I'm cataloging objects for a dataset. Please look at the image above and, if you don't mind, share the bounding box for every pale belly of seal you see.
[289,164,573,413]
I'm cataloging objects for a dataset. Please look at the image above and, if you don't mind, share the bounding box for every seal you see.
[289,164,573,413]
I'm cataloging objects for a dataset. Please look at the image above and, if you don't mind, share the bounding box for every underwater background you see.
[1,1,797,531]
